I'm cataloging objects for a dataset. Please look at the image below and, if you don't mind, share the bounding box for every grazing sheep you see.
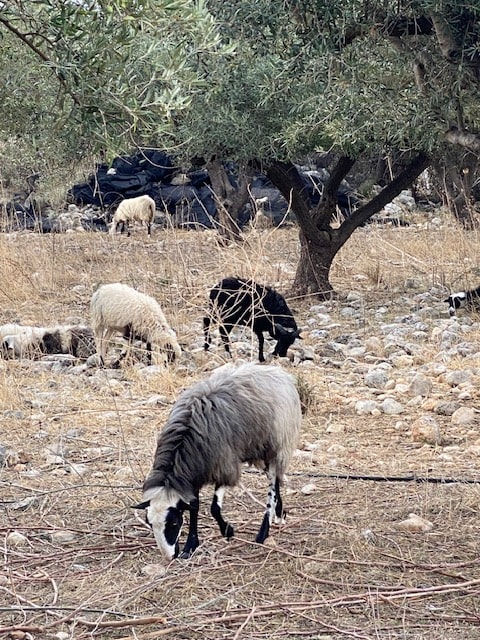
[445,286,480,315]
[134,362,302,560]
[204,277,301,362]
[109,195,156,236]
[90,283,181,367]
[0,324,95,359]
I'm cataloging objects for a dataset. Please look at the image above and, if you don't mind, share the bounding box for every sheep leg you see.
[210,486,234,539]
[255,330,265,362]
[203,316,211,351]
[96,328,113,366]
[179,501,200,559]
[255,469,282,544]
[146,221,152,236]
[219,324,232,357]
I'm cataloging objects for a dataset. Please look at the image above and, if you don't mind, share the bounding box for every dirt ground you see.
[1,220,480,640]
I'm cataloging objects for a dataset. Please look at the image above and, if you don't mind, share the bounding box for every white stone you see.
[381,398,405,415]
[451,407,476,426]
[355,400,379,415]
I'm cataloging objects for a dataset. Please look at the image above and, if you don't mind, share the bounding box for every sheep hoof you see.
[225,523,234,539]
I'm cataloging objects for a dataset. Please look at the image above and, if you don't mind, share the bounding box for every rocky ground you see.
[1,220,480,639]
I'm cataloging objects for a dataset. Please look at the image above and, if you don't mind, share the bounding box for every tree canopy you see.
[1,1,479,164]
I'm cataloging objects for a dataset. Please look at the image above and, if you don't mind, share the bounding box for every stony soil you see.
[1,219,480,640]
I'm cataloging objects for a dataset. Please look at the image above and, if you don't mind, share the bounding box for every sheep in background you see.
[109,194,156,236]
[90,283,181,367]
[0,324,95,359]
[134,362,302,560]
[204,277,301,362]
[445,285,480,316]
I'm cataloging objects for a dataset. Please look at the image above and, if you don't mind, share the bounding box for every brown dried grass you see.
[2,214,480,639]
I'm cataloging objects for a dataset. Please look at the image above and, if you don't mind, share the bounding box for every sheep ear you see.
[274,323,287,335]
[131,500,150,510]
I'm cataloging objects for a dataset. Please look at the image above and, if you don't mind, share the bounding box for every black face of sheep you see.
[203,277,301,362]
[133,362,302,561]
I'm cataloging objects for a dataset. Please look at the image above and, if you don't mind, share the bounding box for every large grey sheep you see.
[90,282,181,367]
[110,194,156,236]
[134,362,302,561]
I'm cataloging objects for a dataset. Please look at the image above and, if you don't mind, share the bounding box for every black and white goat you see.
[203,277,300,362]
[134,362,302,560]
[0,324,95,359]
[445,286,480,316]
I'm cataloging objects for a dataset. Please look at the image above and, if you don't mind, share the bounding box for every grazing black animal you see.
[203,277,301,362]
[445,285,480,316]
[133,362,302,560]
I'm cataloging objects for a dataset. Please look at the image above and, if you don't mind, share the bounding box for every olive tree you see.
[1,0,479,296]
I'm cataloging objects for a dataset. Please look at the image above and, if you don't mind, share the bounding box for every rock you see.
[451,407,476,426]
[49,530,77,544]
[434,401,460,416]
[411,416,442,445]
[6,531,29,547]
[408,374,432,397]
[10,496,39,511]
[395,513,433,533]
[381,398,404,415]
[301,483,316,495]
[355,400,379,415]
[365,369,389,389]
[445,370,473,386]
[142,563,167,577]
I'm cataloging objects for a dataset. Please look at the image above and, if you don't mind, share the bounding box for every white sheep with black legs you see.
[445,285,480,315]
[90,283,181,367]
[110,194,156,236]
[133,362,302,561]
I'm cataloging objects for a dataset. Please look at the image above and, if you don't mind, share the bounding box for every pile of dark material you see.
[0,150,359,233]
[68,150,359,230]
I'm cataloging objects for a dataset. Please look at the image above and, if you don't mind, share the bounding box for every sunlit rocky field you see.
[1,213,480,640]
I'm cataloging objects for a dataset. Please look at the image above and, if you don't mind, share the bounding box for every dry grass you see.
[2,215,480,639]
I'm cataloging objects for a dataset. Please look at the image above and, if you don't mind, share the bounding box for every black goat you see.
[445,285,480,315]
[203,277,300,362]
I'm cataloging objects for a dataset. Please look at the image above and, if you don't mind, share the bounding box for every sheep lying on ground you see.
[0,324,95,359]
[110,195,156,236]
[204,277,301,362]
[134,362,302,560]
[445,285,480,315]
[90,282,181,367]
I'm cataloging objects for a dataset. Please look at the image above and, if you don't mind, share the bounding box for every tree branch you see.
[339,152,430,239]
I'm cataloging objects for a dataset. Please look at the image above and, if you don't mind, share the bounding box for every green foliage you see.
[0,0,479,177]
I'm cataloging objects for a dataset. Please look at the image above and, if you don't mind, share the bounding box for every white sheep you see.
[90,283,181,367]
[110,195,156,236]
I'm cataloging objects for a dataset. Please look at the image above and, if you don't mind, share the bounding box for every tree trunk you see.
[268,153,430,299]
[432,151,479,229]
[292,231,338,298]
[206,157,251,243]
